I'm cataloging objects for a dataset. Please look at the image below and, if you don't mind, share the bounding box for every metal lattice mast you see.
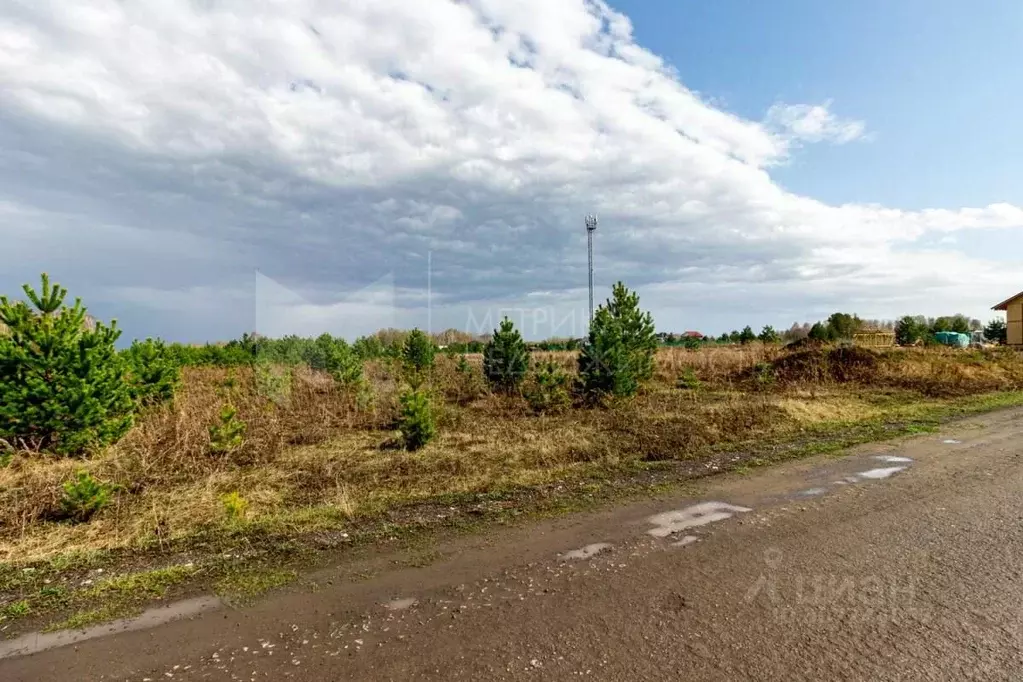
[585,214,598,325]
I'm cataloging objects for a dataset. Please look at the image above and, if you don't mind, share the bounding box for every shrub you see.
[676,367,702,390]
[524,361,572,414]
[450,354,484,405]
[123,338,180,407]
[483,317,529,393]
[401,329,435,387]
[398,389,436,450]
[209,404,246,454]
[578,282,657,400]
[221,492,249,522]
[682,335,702,350]
[0,274,134,456]
[253,360,293,406]
[60,471,115,523]
[758,326,779,344]
[739,326,756,345]
[751,361,776,389]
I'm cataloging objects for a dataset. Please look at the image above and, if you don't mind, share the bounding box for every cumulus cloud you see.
[0,0,1020,340]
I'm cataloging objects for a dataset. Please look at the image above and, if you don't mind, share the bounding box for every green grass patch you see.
[82,564,198,600]
[214,568,297,604]
[44,603,140,633]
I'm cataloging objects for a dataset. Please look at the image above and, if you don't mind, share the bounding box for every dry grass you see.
[2,345,1023,564]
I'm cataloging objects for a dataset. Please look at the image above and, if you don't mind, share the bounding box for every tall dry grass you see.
[3,345,1023,563]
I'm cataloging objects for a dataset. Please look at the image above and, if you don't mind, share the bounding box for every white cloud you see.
[0,0,1019,340]
[764,101,867,146]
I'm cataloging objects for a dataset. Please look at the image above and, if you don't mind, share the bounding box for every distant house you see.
[993,292,1023,346]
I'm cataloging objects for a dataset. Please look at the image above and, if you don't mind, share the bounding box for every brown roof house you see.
[993,291,1023,346]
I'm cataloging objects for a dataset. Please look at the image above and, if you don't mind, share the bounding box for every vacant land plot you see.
[3,344,1023,632]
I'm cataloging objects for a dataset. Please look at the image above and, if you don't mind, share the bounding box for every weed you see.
[0,598,30,621]
[221,491,249,521]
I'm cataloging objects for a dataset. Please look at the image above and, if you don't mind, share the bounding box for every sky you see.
[2,0,1022,342]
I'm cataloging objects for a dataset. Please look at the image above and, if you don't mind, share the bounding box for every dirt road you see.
[5,408,1023,681]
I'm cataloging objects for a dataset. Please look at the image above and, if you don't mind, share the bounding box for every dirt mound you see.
[771,346,880,384]
[783,337,828,351]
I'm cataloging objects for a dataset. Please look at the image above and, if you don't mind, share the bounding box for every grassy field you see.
[3,343,1023,632]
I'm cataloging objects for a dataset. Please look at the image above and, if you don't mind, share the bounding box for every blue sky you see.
[1,0,1022,341]
[621,0,1023,210]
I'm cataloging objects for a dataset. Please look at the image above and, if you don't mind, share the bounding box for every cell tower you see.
[585,214,598,325]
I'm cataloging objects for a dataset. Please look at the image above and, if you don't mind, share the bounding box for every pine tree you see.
[483,317,529,393]
[757,326,779,344]
[0,274,134,456]
[577,282,657,400]
[398,388,436,450]
[739,326,756,345]
[123,338,180,407]
[401,328,435,388]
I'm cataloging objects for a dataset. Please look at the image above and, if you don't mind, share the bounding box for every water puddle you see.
[559,543,612,561]
[0,596,221,660]
[855,466,906,480]
[942,439,961,444]
[796,487,828,497]
[646,502,752,539]
[384,597,418,611]
[671,535,700,548]
[874,455,913,463]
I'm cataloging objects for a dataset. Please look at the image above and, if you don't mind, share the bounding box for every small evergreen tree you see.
[60,470,116,523]
[757,326,779,344]
[398,389,436,450]
[483,317,529,393]
[808,322,831,342]
[322,336,363,388]
[895,316,927,346]
[123,338,180,407]
[524,360,572,414]
[577,282,657,400]
[401,328,435,387]
[0,274,134,456]
[209,404,246,454]
[739,326,756,345]
[984,318,1007,345]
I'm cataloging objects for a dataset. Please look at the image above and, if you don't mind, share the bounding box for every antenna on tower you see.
[585,214,598,326]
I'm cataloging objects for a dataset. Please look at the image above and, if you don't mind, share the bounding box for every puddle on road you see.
[559,543,612,561]
[943,439,961,444]
[0,596,221,660]
[384,597,418,611]
[796,487,829,497]
[854,466,906,480]
[646,502,752,539]
[671,535,700,548]
[874,455,913,463]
